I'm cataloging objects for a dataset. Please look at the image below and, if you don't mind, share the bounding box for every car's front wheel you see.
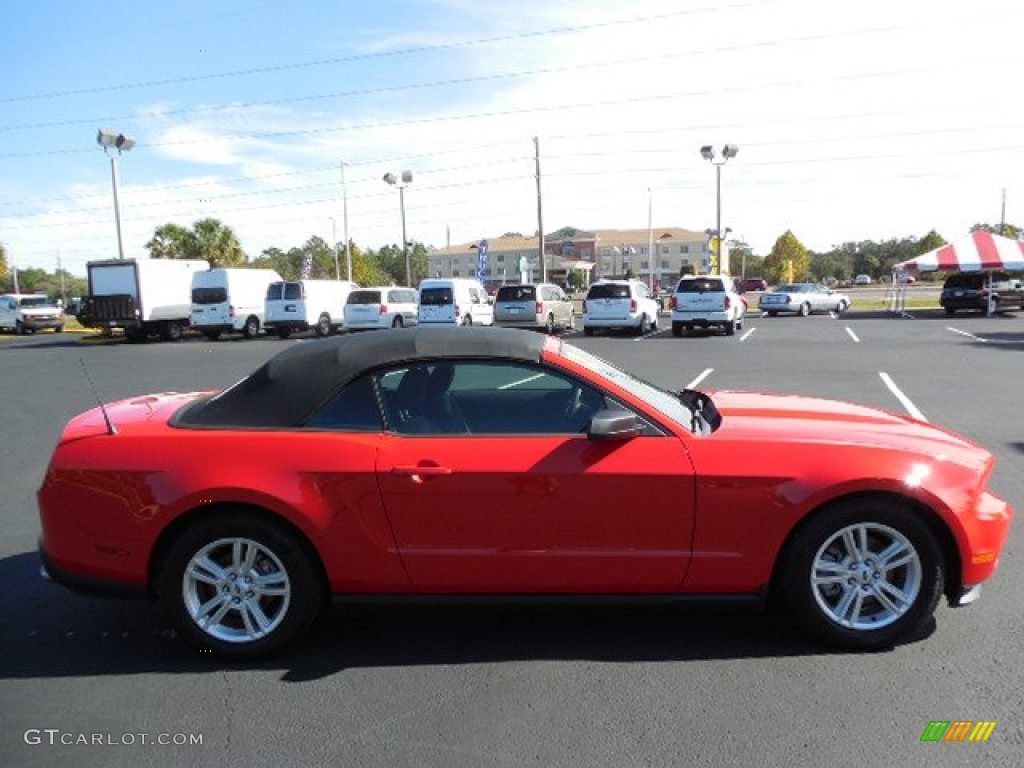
[242,316,260,339]
[780,498,943,650]
[315,314,332,337]
[798,302,811,317]
[159,512,325,660]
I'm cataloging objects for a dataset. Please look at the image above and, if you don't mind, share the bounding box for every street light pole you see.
[383,170,413,285]
[700,144,739,275]
[97,129,136,260]
[341,162,352,281]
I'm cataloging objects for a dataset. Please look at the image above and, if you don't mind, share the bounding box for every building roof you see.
[431,226,707,256]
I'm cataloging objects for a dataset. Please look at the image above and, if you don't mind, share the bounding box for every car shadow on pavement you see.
[0,550,934,682]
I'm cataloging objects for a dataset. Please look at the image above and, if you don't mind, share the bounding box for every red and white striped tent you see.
[894,230,1024,273]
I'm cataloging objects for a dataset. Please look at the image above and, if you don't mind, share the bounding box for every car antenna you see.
[79,358,117,435]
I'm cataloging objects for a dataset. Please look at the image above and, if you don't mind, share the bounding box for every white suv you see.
[670,275,745,336]
[582,279,659,336]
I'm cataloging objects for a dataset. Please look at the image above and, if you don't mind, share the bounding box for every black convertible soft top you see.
[173,326,548,428]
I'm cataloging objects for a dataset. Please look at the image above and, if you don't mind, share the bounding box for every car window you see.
[497,285,536,302]
[677,278,724,293]
[304,376,383,431]
[420,287,453,305]
[587,283,630,299]
[376,360,608,436]
[283,282,303,300]
[192,287,228,304]
[347,290,382,304]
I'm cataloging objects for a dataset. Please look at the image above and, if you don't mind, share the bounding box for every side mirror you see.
[587,409,640,441]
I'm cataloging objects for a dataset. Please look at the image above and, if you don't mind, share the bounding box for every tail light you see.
[669,296,678,310]
[535,301,543,314]
[630,298,637,312]
[380,304,388,315]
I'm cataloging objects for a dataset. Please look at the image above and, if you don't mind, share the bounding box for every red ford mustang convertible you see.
[38,327,1013,658]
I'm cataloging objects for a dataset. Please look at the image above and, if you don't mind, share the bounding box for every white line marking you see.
[878,372,927,422]
[845,327,860,343]
[687,368,714,389]
[740,327,756,342]
[947,326,988,342]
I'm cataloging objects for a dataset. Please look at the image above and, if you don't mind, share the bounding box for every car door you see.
[373,360,695,592]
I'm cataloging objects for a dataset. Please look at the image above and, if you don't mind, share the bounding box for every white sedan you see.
[759,283,850,316]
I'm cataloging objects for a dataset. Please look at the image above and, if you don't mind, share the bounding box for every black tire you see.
[204,331,222,341]
[161,322,184,342]
[671,322,683,337]
[836,300,848,314]
[462,315,473,327]
[779,498,943,650]
[392,316,403,328]
[277,327,292,339]
[242,316,260,339]
[798,302,811,317]
[125,327,147,343]
[545,313,556,335]
[583,326,595,337]
[767,311,778,317]
[315,314,332,337]
[158,512,325,660]
[54,325,64,334]
[15,321,26,336]
[724,319,736,336]
[943,307,955,316]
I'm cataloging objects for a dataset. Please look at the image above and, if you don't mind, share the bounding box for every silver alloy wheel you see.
[810,522,922,631]
[182,537,291,644]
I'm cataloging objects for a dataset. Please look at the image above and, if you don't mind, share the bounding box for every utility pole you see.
[534,136,545,282]
[57,251,66,304]
[341,161,352,281]
[999,188,1006,236]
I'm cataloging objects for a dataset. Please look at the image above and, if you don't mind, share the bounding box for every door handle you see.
[392,464,453,483]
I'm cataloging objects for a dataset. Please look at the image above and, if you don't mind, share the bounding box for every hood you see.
[709,390,990,471]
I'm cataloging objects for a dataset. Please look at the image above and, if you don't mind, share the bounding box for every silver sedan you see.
[759,283,850,316]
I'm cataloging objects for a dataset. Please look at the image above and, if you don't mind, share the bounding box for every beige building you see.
[428,225,716,290]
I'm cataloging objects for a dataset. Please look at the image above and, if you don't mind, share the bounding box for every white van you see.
[344,286,419,330]
[264,279,358,338]
[417,278,494,326]
[190,268,282,340]
[0,293,65,334]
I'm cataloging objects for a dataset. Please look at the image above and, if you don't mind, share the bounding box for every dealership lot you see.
[1,311,1021,768]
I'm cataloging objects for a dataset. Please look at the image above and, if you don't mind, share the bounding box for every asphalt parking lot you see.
[1,309,1021,768]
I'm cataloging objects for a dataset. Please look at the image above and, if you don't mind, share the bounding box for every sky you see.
[2,0,1022,276]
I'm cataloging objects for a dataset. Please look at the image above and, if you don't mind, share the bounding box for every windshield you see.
[557,341,705,433]
[19,296,55,308]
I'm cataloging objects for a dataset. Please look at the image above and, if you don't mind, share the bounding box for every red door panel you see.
[375,434,695,592]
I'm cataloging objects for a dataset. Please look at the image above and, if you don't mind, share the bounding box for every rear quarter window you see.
[347,290,382,304]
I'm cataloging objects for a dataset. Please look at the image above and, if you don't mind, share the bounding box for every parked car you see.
[582,279,659,336]
[493,282,574,333]
[736,277,768,293]
[670,275,745,336]
[344,286,419,330]
[940,271,1024,314]
[759,283,851,316]
[854,274,872,285]
[37,327,1014,659]
[0,293,64,334]
[264,279,358,338]
[417,278,494,326]
[190,268,283,340]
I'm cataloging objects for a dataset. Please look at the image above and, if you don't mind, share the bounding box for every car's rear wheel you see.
[944,307,955,316]
[392,315,403,328]
[159,513,324,660]
[671,322,683,337]
[545,313,556,335]
[242,316,260,339]
[724,319,736,336]
[462,315,473,326]
[315,314,332,337]
[798,302,811,317]
[780,498,943,650]
[584,326,594,336]
[204,330,222,341]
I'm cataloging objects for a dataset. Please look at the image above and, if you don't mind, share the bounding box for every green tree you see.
[0,242,8,279]
[970,221,1021,239]
[762,230,810,284]
[145,223,191,259]
[916,229,947,254]
[189,218,247,267]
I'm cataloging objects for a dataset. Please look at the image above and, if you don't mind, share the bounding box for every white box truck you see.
[81,258,210,342]
[190,268,282,340]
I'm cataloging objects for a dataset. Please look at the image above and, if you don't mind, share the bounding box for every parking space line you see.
[947,326,988,343]
[740,327,756,341]
[688,368,714,389]
[878,372,927,422]
[845,327,860,343]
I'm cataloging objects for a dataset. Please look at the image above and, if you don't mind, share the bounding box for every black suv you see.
[940,271,1024,314]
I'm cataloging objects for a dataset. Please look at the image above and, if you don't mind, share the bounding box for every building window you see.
[661,259,670,269]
